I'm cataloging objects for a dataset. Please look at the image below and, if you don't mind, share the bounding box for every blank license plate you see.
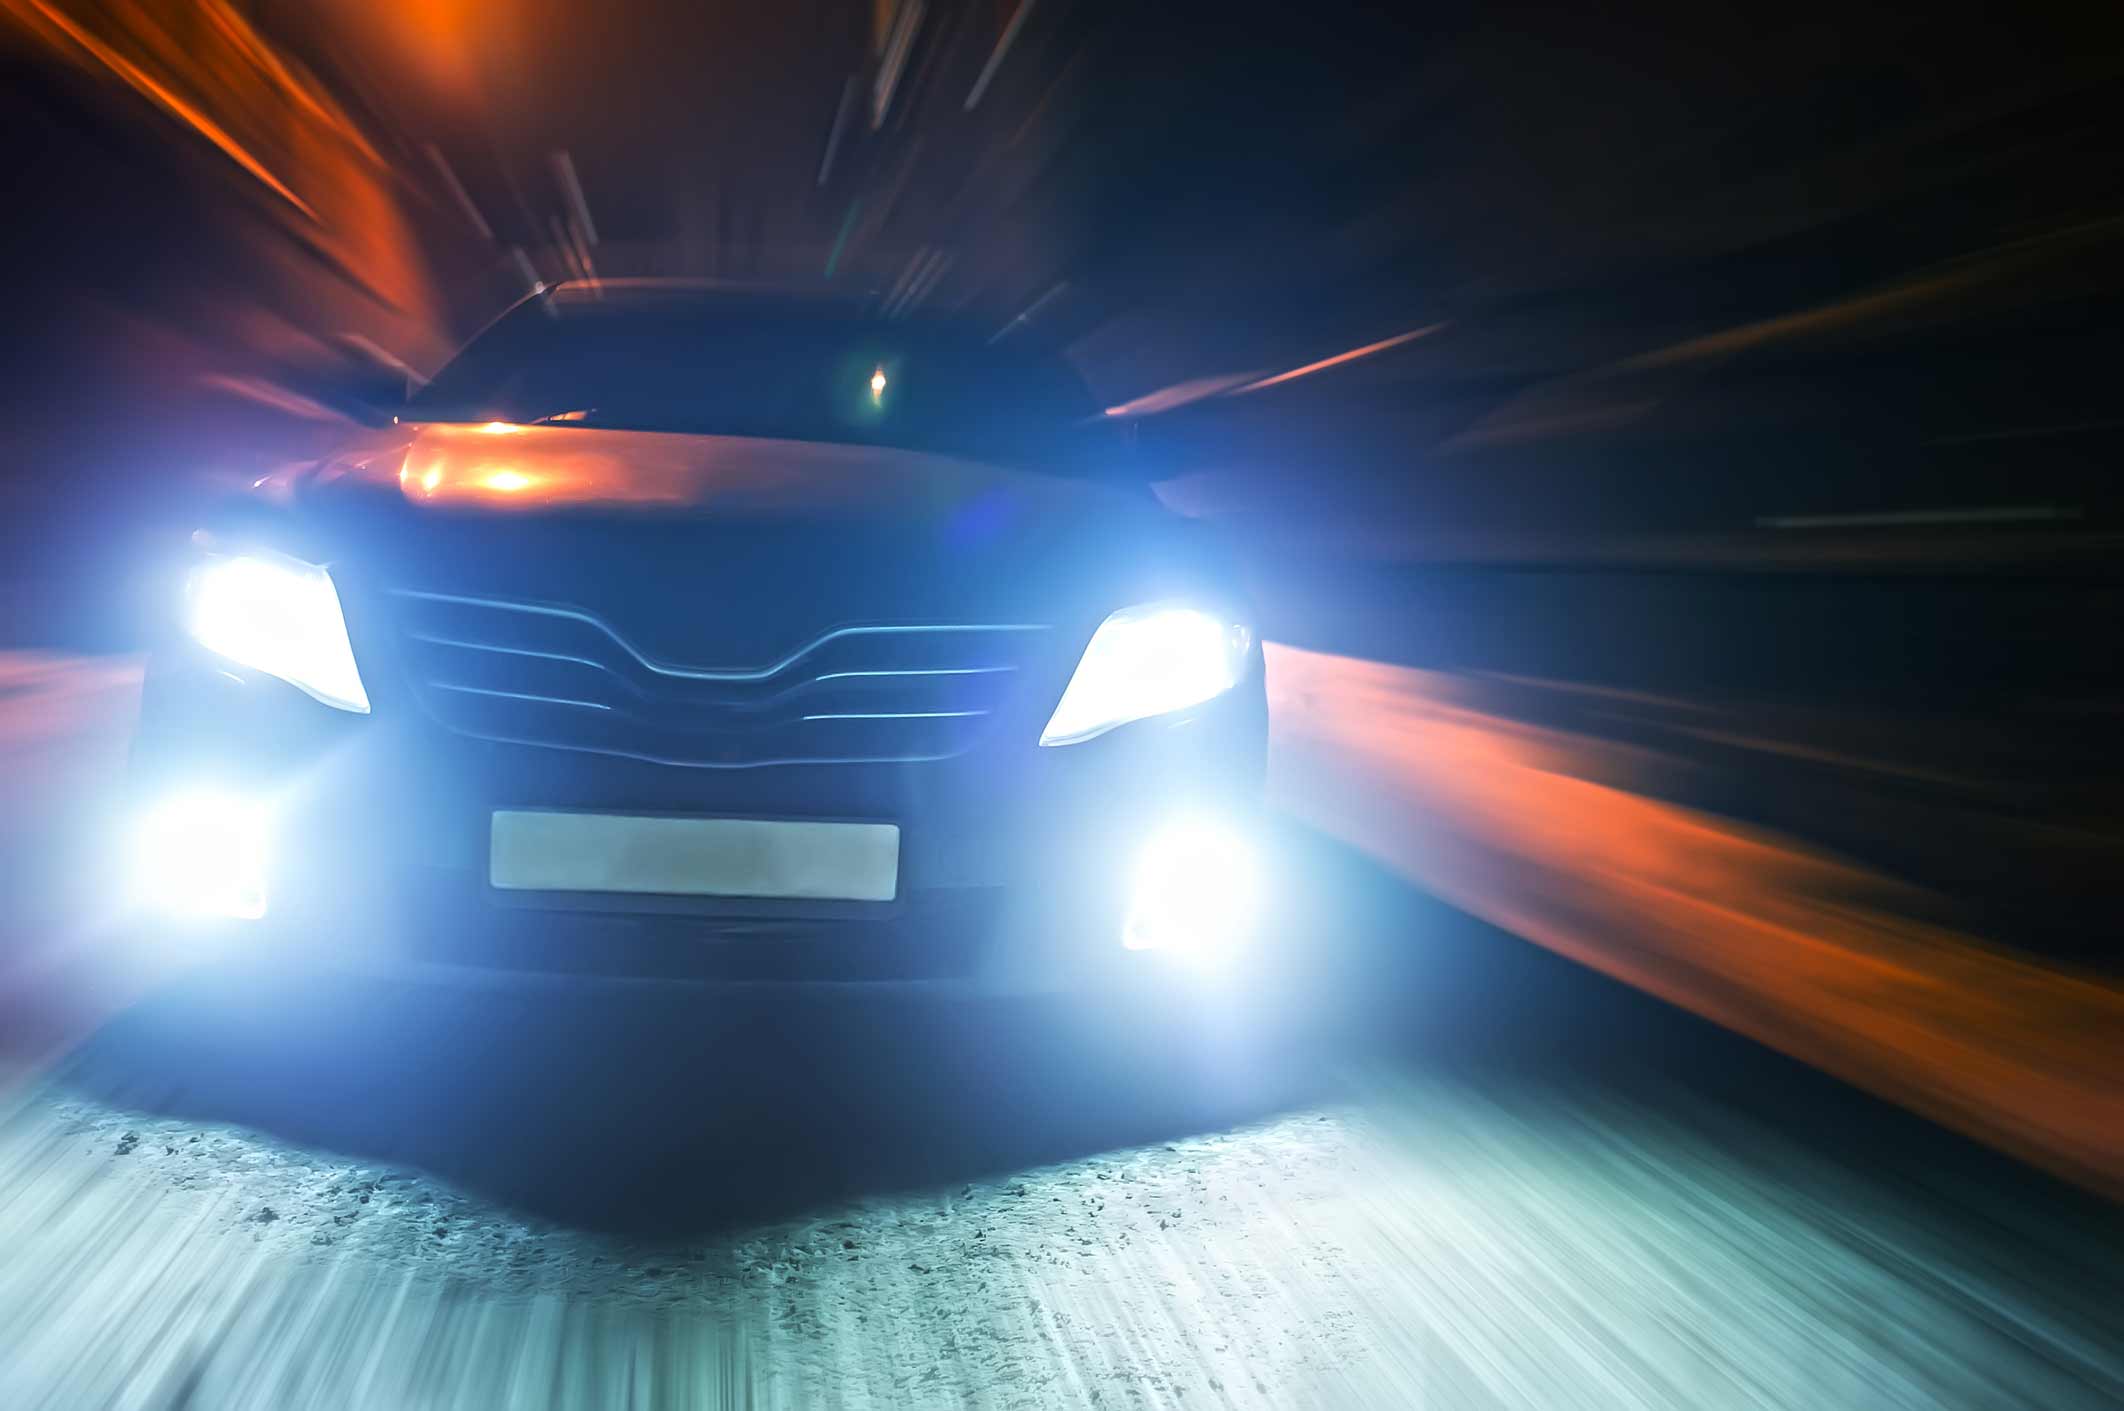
[489,811,900,901]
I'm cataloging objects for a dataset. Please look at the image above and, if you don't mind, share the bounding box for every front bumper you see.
[127,637,1268,987]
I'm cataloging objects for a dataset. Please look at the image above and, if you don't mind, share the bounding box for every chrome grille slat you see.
[408,727,975,773]
[811,667,1016,681]
[390,589,1046,768]
[428,682,614,711]
[799,710,988,722]
[406,632,633,680]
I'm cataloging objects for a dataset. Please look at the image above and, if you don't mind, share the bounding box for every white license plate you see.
[489,811,900,901]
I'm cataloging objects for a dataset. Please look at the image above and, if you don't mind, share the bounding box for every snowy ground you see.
[5,1052,2122,1410]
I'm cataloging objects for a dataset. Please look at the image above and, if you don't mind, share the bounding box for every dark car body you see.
[131,283,1267,987]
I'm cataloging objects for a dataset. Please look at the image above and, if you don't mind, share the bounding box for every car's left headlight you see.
[185,547,370,713]
[1040,602,1251,746]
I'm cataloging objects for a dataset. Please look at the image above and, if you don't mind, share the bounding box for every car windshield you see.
[405,292,1121,475]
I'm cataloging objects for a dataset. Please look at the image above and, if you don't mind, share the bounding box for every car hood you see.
[258,424,1237,666]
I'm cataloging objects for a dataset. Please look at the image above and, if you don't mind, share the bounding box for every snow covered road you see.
[6,1025,2122,1409]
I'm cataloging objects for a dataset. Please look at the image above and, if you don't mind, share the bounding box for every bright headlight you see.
[1040,602,1251,746]
[185,548,370,713]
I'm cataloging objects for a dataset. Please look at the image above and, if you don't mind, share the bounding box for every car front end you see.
[126,431,1268,992]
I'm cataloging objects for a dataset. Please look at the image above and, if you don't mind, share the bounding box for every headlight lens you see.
[1039,602,1251,746]
[185,549,370,713]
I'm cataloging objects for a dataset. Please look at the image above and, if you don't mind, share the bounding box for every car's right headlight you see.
[1040,602,1251,746]
[185,547,371,713]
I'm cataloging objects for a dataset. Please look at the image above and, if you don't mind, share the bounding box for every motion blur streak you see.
[1,0,447,360]
[6,0,316,218]
[0,655,143,1082]
[1238,323,1449,395]
[1266,643,2124,1195]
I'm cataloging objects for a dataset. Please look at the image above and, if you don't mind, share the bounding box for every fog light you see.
[132,792,270,920]
[1123,818,1257,962]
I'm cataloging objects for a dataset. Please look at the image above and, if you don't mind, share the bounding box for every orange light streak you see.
[1239,322,1447,393]
[1267,643,2124,1196]
[11,0,318,220]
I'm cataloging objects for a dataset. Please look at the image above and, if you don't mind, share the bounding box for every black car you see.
[128,281,1267,988]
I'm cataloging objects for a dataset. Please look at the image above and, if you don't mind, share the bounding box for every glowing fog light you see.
[1123,818,1258,961]
[131,792,270,920]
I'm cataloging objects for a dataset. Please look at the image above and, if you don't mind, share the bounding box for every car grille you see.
[389,589,1049,767]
